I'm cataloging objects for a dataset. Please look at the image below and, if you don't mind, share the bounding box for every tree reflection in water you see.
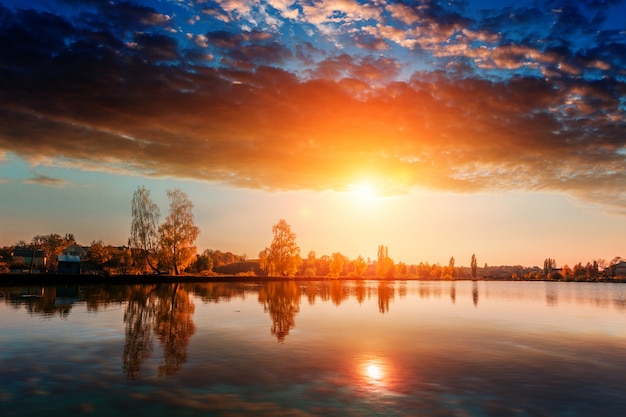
[450,282,456,304]
[257,281,301,342]
[377,282,394,314]
[123,283,196,378]
[472,281,479,307]
[353,280,366,304]
[154,284,196,376]
[123,284,156,378]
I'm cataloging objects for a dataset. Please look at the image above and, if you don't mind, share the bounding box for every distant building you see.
[58,254,81,274]
[11,248,47,268]
[612,261,626,277]
[62,243,88,260]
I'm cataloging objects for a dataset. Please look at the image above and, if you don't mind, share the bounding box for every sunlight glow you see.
[360,357,389,388]
[348,182,377,202]
[366,364,383,380]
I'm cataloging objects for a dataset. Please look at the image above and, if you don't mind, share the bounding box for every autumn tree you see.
[259,219,301,277]
[88,240,112,266]
[158,189,200,275]
[396,262,408,277]
[543,258,556,276]
[561,264,573,280]
[351,255,368,278]
[329,252,346,278]
[130,186,160,272]
[190,249,214,274]
[30,233,75,272]
[302,251,317,277]
[573,262,584,280]
[471,254,478,280]
[443,256,457,280]
[376,245,394,279]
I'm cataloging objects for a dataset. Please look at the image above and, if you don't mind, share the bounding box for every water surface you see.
[1,280,625,416]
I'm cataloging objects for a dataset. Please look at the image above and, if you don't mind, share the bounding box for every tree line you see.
[1,185,623,280]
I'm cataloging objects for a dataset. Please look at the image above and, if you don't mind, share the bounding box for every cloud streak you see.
[0,0,625,211]
[23,173,70,187]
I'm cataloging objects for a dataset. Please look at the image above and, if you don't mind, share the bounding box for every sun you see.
[365,364,383,380]
[348,182,377,202]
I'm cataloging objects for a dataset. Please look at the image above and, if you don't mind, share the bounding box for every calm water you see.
[1,280,625,416]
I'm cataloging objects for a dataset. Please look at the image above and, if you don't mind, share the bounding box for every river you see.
[1,280,625,416]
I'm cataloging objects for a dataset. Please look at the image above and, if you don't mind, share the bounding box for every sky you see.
[1,0,625,268]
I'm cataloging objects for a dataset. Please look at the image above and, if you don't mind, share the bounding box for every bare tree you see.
[158,189,200,275]
[130,186,160,273]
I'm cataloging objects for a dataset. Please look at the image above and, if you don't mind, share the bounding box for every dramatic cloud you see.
[0,0,625,211]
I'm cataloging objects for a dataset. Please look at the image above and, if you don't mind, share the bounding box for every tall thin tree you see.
[471,254,478,281]
[130,186,160,273]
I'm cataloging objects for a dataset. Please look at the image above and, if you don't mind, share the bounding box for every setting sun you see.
[348,183,377,202]
[366,364,383,380]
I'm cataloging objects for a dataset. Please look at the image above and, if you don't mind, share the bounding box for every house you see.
[58,254,81,274]
[62,243,88,260]
[611,261,626,277]
[11,248,47,268]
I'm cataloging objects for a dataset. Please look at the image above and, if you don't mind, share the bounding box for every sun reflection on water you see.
[366,363,383,381]
[360,357,391,390]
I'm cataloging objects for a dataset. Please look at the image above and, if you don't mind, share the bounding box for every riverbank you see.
[0,272,624,286]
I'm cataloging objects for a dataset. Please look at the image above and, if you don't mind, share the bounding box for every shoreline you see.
[0,273,624,286]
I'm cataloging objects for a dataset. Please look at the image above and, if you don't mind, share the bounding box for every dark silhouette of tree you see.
[543,258,556,276]
[471,254,478,280]
[472,281,479,307]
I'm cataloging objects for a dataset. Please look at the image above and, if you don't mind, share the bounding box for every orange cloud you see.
[1,0,625,213]
[2,64,625,211]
